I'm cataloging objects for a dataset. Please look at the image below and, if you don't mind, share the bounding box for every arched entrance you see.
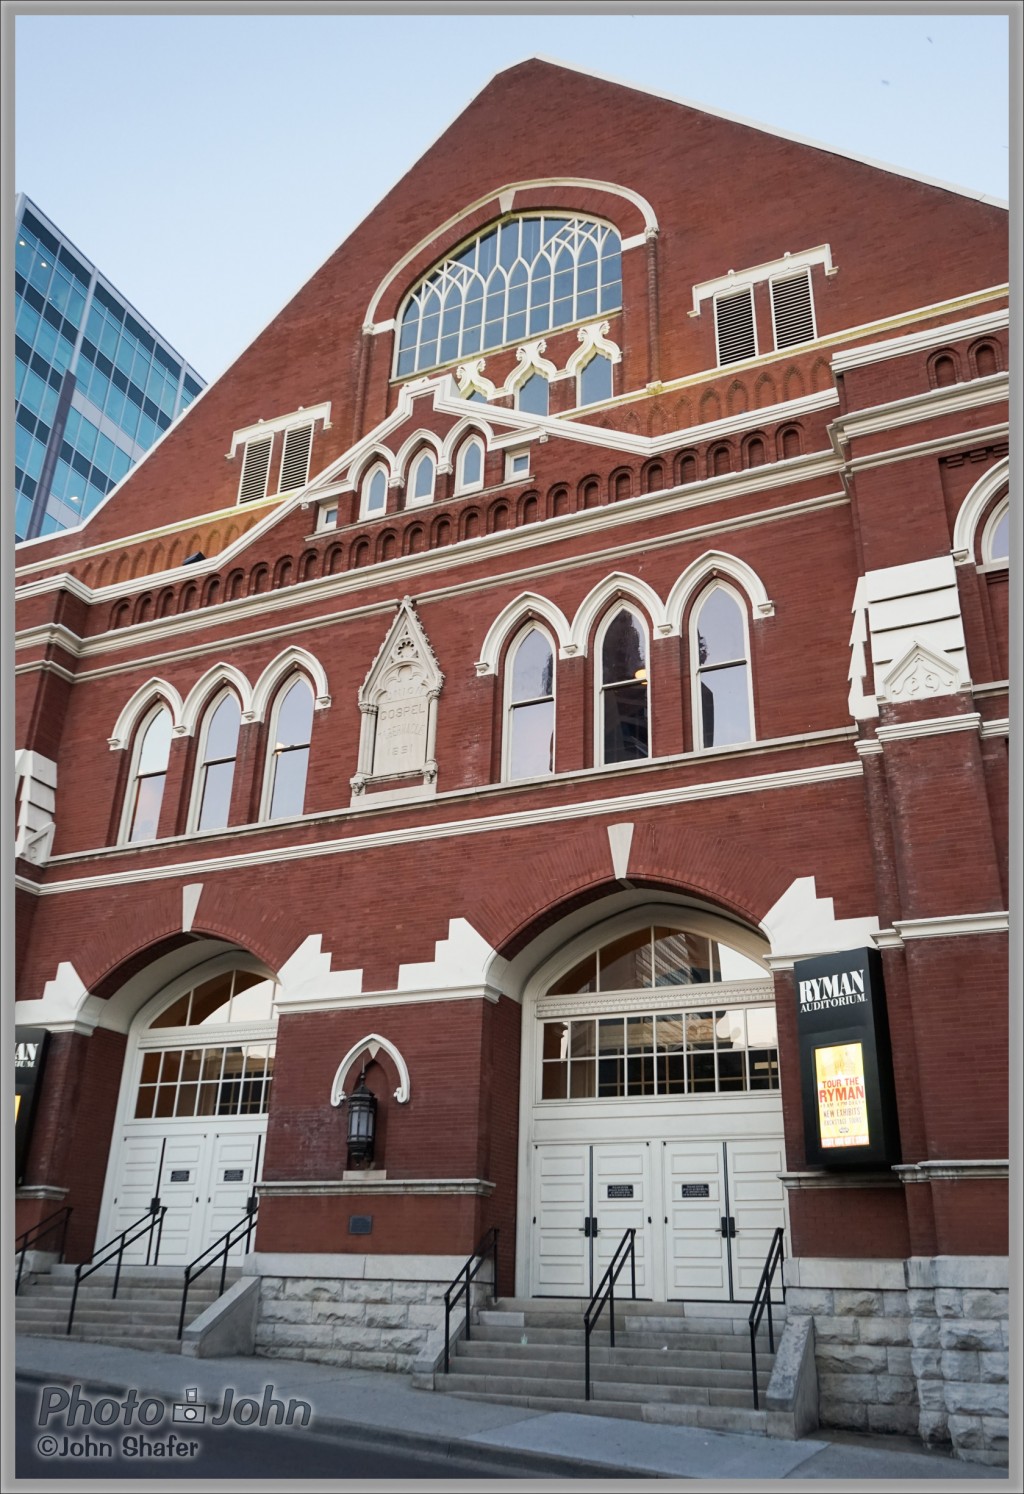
[95,951,278,1266]
[513,896,786,1302]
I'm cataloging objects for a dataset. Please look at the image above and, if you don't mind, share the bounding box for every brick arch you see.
[477,820,787,964]
[726,379,748,415]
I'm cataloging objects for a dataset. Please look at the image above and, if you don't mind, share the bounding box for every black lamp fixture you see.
[346,1067,377,1167]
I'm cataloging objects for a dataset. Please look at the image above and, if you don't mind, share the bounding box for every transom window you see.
[150,968,276,1028]
[396,215,622,377]
[548,925,765,995]
[541,1006,779,1100]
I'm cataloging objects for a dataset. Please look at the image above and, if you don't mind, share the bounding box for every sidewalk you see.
[15,1334,1007,1482]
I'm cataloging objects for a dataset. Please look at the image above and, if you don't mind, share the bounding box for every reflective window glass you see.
[128,708,172,842]
[695,589,751,748]
[989,509,1008,561]
[196,694,241,831]
[365,467,387,514]
[459,439,483,488]
[411,453,434,502]
[579,355,613,406]
[517,373,549,417]
[601,610,649,763]
[268,678,314,818]
[508,629,554,780]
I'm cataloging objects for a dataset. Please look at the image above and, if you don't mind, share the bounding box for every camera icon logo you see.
[172,1388,207,1424]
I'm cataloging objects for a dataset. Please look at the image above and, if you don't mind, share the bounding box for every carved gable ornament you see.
[350,598,444,805]
[880,640,963,703]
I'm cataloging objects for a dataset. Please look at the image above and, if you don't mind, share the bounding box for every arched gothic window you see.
[506,627,555,780]
[264,676,314,819]
[456,437,484,494]
[983,502,1009,564]
[692,586,753,749]
[395,215,622,376]
[408,451,435,506]
[361,464,388,519]
[192,692,242,832]
[517,373,549,417]
[125,706,173,842]
[578,353,613,407]
[599,609,649,764]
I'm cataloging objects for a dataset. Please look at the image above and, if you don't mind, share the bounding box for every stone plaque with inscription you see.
[351,598,444,803]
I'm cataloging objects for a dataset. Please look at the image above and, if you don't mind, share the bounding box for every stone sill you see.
[257,1177,495,1197]
[779,1171,901,1190]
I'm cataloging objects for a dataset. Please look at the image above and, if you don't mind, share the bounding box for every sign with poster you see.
[15,1026,50,1185]
[794,948,899,1168]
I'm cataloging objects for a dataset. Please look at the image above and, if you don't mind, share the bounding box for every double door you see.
[102,1123,265,1266]
[531,1135,784,1301]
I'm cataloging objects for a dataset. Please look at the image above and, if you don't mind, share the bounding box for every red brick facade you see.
[15,60,1009,1291]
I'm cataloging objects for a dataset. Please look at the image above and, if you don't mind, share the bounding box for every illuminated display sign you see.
[15,1026,50,1185]
[794,948,899,1168]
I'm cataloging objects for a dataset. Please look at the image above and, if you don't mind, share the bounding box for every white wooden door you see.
[727,1137,786,1297]
[591,1142,652,1296]
[203,1129,263,1261]
[531,1143,591,1295]
[662,1140,731,1300]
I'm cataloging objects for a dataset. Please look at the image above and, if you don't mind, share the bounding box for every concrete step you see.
[472,1323,771,1354]
[443,1388,771,1436]
[447,1355,768,1392]
[438,1368,763,1408]
[494,1296,780,1319]
[482,1306,782,1336]
[15,1304,207,1328]
[49,1264,240,1285]
[17,1284,225,1304]
[460,1339,760,1372]
[18,1327,183,1353]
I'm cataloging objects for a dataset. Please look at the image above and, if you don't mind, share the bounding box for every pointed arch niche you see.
[350,598,445,805]
[330,1034,411,1107]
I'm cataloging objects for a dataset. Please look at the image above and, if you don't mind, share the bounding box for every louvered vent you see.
[238,436,272,504]
[715,289,756,365]
[280,423,313,492]
[771,271,815,349]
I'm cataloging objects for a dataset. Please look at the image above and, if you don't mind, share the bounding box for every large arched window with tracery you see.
[395,215,622,376]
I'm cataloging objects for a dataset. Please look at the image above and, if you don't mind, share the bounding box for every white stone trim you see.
[894,1160,1008,1183]
[875,711,981,742]
[951,456,1010,563]
[784,1257,908,1289]
[502,339,559,398]
[29,758,865,896]
[760,875,880,962]
[606,821,634,881]
[108,677,184,749]
[257,1178,493,1197]
[830,372,1008,447]
[844,423,1008,476]
[830,308,1009,373]
[14,960,103,1036]
[275,933,363,1006]
[892,911,1008,940]
[780,1172,902,1192]
[179,664,254,737]
[227,402,332,457]
[330,1033,411,1105]
[690,244,837,315]
[979,717,1009,738]
[566,571,669,657]
[475,592,572,676]
[246,1252,474,1281]
[665,549,775,626]
[393,427,445,485]
[246,646,331,723]
[14,750,58,865]
[562,320,623,378]
[854,738,883,756]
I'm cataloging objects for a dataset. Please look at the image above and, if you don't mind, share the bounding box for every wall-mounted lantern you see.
[345,1068,377,1167]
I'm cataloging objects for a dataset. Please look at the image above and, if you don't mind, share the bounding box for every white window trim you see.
[360,461,389,520]
[689,581,756,752]
[689,245,836,316]
[186,688,242,833]
[505,448,532,483]
[407,451,437,508]
[594,605,651,769]
[981,499,1010,567]
[316,501,339,532]
[259,674,314,822]
[456,437,486,495]
[502,624,557,783]
[118,703,172,845]
[713,286,758,367]
[769,267,817,350]
[227,401,331,456]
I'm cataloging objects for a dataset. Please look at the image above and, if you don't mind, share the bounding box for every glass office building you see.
[14,195,205,542]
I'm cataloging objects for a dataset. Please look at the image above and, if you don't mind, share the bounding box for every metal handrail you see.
[66,1205,167,1335]
[15,1206,73,1295]
[583,1227,636,1401]
[748,1226,786,1408]
[442,1227,498,1374]
[177,1197,259,1339]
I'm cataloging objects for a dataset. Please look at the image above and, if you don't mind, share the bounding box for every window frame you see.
[502,624,557,782]
[120,702,173,845]
[187,688,243,834]
[689,581,756,752]
[260,673,315,822]
[455,436,485,495]
[359,461,389,520]
[407,450,436,508]
[594,604,651,768]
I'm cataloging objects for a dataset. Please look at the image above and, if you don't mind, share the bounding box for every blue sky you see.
[14,10,1012,383]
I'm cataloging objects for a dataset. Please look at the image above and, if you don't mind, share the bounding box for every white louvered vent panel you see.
[771,271,815,349]
[238,437,273,504]
[715,289,756,365]
[279,424,313,492]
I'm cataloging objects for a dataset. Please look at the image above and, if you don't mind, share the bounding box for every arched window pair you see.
[122,675,315,843]
[514,355,613,414]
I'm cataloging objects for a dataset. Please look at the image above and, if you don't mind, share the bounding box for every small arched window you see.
[456,438,484,494]
[579,354,613,407]
[506,628,555,780]
[192,692,242,832]
[409,451,435,506]
[517,373,549,417]
[361,464,388,519]
[265,676,314,819]
[125,706,173,843]
[599,608,649,765]
[692,586,753,750]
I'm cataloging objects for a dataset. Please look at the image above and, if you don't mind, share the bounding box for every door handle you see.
[720,1216,737,1238]
[579,1215,600,1237]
